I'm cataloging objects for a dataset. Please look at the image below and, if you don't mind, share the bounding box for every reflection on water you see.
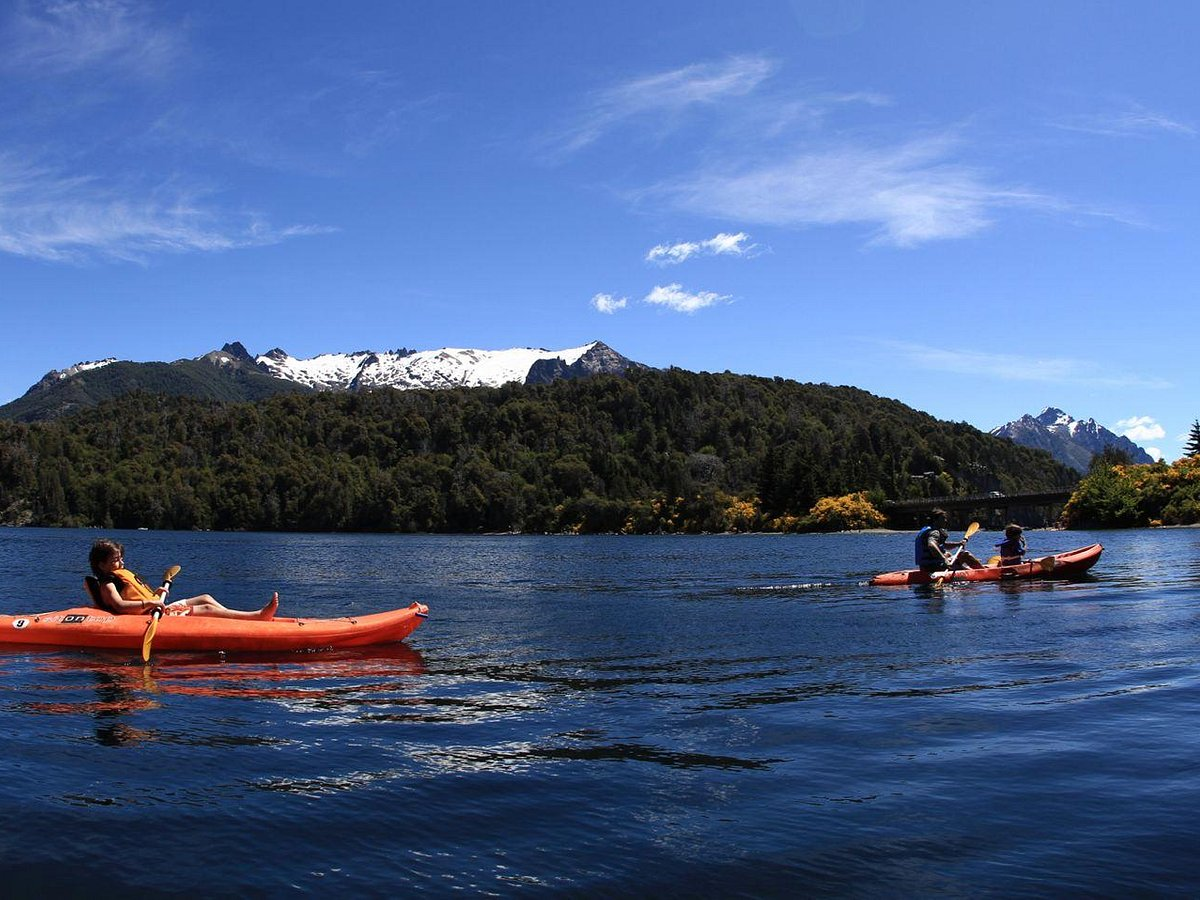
[7,643,426,747]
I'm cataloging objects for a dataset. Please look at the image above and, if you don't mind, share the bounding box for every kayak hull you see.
[0,603,429,653]
[870,543,1103,586]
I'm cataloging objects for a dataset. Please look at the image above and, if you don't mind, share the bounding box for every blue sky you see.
[2,1,1196,459]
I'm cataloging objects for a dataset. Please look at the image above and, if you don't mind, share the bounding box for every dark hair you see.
[89,539,124,578]
[928,508,948,524]
[1004,523,1023,538]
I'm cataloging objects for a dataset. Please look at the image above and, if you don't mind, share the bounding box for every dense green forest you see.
[0,369,1076,534]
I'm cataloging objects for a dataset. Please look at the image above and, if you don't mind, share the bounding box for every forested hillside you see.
[0,368,1076,533]
[0,359,309,422]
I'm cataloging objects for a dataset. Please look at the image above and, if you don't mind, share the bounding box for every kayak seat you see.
[83,576,115,611]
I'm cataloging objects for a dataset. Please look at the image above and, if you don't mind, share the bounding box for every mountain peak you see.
[199,341,260,369]
[221,341,254,362]
[993,408,1154,472]
[1034,407,1070,426]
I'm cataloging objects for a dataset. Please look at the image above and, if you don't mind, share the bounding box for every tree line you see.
[1060,447,1200,528]
[0,368,1077,534]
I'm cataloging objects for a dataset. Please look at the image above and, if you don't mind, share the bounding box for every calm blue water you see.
[1,527,1198,897]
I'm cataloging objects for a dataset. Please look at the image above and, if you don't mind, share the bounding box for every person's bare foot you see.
[259,592,279,620]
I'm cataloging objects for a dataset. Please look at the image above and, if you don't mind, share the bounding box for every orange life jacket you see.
[106,567,160,603]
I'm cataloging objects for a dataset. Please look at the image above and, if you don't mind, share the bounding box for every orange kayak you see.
[0,603,429,653]
[870,543,1103,586]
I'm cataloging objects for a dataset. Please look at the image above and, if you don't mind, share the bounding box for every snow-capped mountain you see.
[991,407,1154,473]
[2,340,645,422]
[253,340,636,391]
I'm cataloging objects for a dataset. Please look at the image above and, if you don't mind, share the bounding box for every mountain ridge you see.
[0,340,642,422]
[991,407,1154,473]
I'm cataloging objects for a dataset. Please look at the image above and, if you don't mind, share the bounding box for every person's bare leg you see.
[179,593,279,620]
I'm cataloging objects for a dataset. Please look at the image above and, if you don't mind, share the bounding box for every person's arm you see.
[927,533,951,565]
[99,581,167,614]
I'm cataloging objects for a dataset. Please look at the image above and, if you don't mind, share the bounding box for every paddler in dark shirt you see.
[915,509,983,572]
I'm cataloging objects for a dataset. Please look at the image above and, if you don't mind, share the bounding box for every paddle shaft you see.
[141,565,181,663]
[945,522,980,568]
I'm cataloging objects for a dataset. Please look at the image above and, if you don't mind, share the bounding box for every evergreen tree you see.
[1089,445,1131,473]
[1185,419,1200,458]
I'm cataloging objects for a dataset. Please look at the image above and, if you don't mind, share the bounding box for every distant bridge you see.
[882,490,1074,529]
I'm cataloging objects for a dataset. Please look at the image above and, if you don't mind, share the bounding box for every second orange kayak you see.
[870,544,1103,586]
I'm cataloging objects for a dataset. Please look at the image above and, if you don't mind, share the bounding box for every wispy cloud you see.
[0,156,329,263]
[549,56,775,156]
[646,231,756,265]
[878,340,1172,389]
[1,0,182,80]
[1116,415,1166,442]
[647,135,1058,247]
[591,292,627,314]
[1053,103,1195,139]
[552,57,1139,247]
[0,3,348,263]
[643,283,731,314]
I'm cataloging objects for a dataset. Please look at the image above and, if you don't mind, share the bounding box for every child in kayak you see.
[88,539,279,619]
[995,524,1027,566]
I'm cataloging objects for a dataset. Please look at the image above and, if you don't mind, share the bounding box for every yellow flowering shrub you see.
[807,492,886,531]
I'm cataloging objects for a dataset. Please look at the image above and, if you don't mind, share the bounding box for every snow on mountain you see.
[257,348,381,390]
[24,358,119,395]
[255,341,616,392]
[55,358,117,380]
[991,407,1154,473]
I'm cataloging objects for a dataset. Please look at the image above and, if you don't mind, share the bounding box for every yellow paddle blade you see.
[963,522,980,542]
[1037,555,1057,573]
[141,607,163,663]
[162,564,181,585]
[986,555,1001,567]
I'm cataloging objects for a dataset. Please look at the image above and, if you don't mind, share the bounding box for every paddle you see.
[946,521,980,567]
[141,607,163,663]
[141,565,180,663]
[933,522,980,584]
[984,552,1055,574]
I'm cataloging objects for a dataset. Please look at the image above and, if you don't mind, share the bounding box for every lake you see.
[1,527,1198,896]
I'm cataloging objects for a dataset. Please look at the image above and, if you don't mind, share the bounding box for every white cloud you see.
[591,292,627,314]
[1,0,182,80]
[650,135,1057,247]
[643,283,730,314]
[1053,103,1196,139]
[877,341,1172,389]
[550,56,775,155]
[1115,416,1166,442]
[1145,447,1163,462]
[0,155,329,263]
[646,231,755,265]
